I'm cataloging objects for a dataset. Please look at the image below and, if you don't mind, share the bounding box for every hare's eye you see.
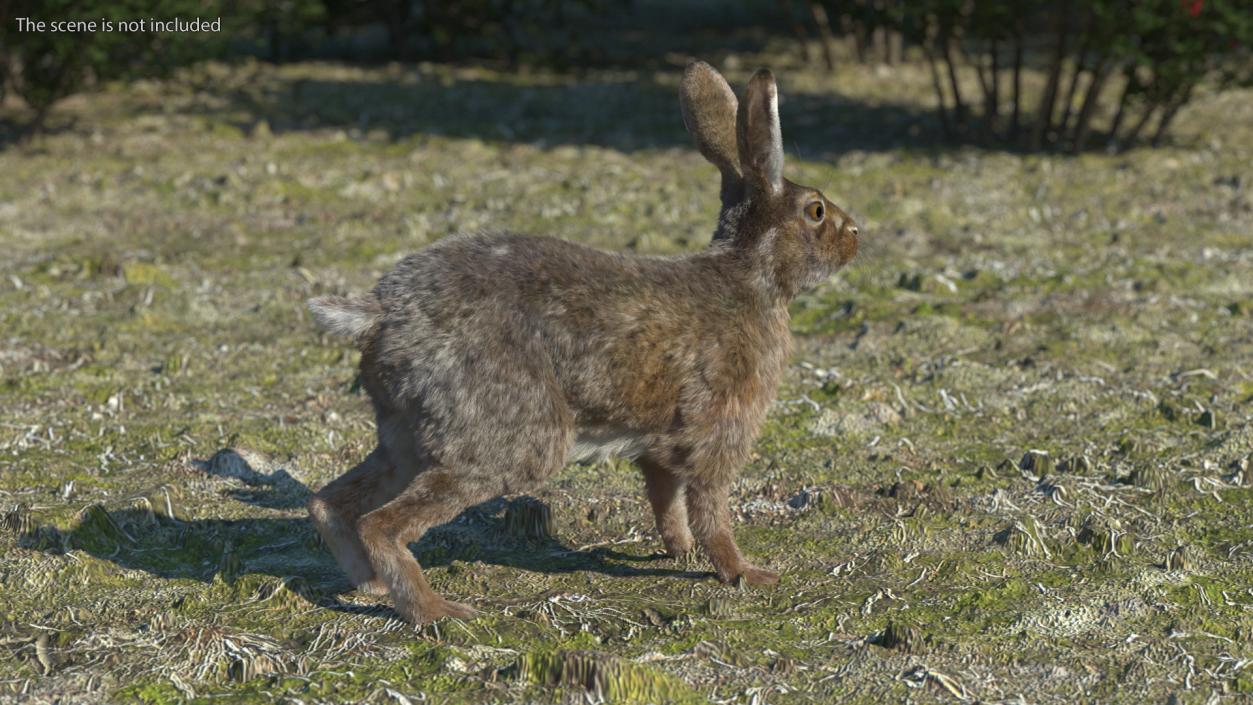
[804,201,824,223]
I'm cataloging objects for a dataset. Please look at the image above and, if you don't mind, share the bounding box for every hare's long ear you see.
[679,61,742,207]
[736,68,784,196]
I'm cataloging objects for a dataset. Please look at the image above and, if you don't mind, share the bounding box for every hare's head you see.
[680,61,859,299]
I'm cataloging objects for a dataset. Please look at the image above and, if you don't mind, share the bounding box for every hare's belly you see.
[570,426,647,465]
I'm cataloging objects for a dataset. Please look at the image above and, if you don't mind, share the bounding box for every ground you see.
[0,45,1250,705]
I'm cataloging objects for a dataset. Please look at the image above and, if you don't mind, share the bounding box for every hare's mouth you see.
[838,228,859,265]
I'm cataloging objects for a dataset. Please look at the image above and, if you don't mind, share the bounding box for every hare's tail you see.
[307,295,382,343]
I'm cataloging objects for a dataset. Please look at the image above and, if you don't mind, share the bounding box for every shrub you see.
[800,0,1253,151]
[0,0,236,135]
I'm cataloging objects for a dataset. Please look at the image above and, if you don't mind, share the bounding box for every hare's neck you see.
[731,302,793,418]
[715,251,795,385]
[753,303,794,374]
[708,235,800,309]
[711,198,749,242]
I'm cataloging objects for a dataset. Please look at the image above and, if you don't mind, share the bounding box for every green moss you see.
[517,650,704,704]
[113,681,185,705]
[122,262,176,287]
[1,53,1249,705]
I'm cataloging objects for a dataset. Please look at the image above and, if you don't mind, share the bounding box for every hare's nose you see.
[849,225,859,237]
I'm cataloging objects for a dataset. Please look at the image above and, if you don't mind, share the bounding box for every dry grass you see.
[0,46,1250,704]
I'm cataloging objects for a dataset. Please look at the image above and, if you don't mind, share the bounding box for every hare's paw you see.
[429,598,479,621]
[356,577,389,597]
[397,595,480,624]
[662,532,695,558]
[735,565,780,587]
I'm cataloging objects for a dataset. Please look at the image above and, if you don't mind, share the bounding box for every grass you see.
[0,45,1251,704]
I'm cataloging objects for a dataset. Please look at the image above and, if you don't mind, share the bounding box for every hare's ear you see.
[736,68,784,196]
[679,61,742,205]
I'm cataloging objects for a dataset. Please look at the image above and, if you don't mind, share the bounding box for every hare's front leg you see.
[639,458,694,557]
[686,477,779,586]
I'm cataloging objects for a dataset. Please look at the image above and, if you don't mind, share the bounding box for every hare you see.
[306,61,859,624]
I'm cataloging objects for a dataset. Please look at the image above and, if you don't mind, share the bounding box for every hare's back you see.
[365,232,658,397]
[372,232,650,321]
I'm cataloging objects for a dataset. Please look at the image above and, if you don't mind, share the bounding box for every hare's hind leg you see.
[359,398,573,622]
[358,427,571,623]
[359,330,574,622]
[308,446,413,595]
[356,469,496,623]
[639,458,694,557]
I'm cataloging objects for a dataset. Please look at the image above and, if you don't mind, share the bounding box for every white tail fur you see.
[308,295,381,341]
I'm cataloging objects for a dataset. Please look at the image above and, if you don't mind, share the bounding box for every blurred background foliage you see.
[0,0,1250,150]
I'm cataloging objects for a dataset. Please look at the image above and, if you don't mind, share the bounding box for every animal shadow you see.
[22,449,708,618]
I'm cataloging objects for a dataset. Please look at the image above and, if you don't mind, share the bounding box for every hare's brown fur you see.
[307,62,859,623]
